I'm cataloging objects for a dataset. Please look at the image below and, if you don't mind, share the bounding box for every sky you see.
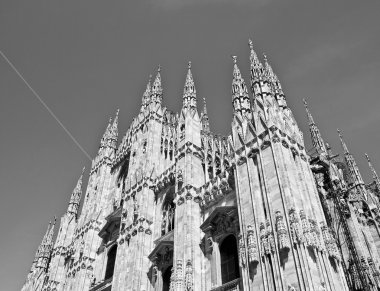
[1,0,380,290]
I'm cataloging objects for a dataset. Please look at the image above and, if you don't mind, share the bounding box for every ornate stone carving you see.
[321,222,340,261]
[214,214,234,239]
[176,259,183,289]
[238,234,247,267]
[185,259,193,291]
[300,210,313,247]
[246,225,259,264]
[169,266,176,291]
[275,210,290,251]
[260,222,269,256]
[266,220,276,253]
[289,208,303,244]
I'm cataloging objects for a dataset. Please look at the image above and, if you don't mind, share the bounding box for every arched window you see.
[162,265,172,291]
[220,235,240,284]
[105,245,117,280]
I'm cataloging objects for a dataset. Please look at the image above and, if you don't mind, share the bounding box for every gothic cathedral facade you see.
[22,39,380,291]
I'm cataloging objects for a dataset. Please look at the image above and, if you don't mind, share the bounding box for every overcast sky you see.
[1,0,380,290]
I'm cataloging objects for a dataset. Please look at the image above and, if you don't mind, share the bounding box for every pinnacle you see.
[183,61,197,110]
[248,38,260,64]
[202,97,208,115]
[303,98,315,125]
[232,57,247,95]
[141,75,153,109]
[303,98,308,108]
[232,56,242,79]
[337,128,349,154]
[152,65,163,96]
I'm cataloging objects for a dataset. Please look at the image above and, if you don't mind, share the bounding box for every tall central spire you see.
[151,65,163,105]
[232,56,251,117]
[303,99,327,154]
[182,61,197,111]
[365,153,380,191]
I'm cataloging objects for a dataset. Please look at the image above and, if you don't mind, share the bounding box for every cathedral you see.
[22,39,380,291]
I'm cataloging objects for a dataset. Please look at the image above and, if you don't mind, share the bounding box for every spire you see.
[248,38,264,85]
[202,97,208,115]
[338,129,366,190]
[303,99,327,154]
[201,97,210,132]
[38,217,56,270]
[99,117,113,149]
[263,53,275,82]
[68,167,85,216]
[46,216,56,248]
[151,65,163,105]
[337,129,349,154]
[182,61,197,111]
[99,110,119,152]
[34,220,51,264]
[109,109,119,146]
[141,75,152,110]
[365,153,380,190]
[35,219,53,269]
[263,53,287,108]
[232,56,251,116]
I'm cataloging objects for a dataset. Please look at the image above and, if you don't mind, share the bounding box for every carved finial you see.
[366,153,380,188]
[337,129,349,154]
[202,97,208,114]
[263,53,267,63]
[303,98,308,108]
[248,38,253,49]
[158,64,161,72]
[188,61,191,69]
[232,55,237,64]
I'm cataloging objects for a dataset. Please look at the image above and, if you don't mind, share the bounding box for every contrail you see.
[0,50,92,161]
